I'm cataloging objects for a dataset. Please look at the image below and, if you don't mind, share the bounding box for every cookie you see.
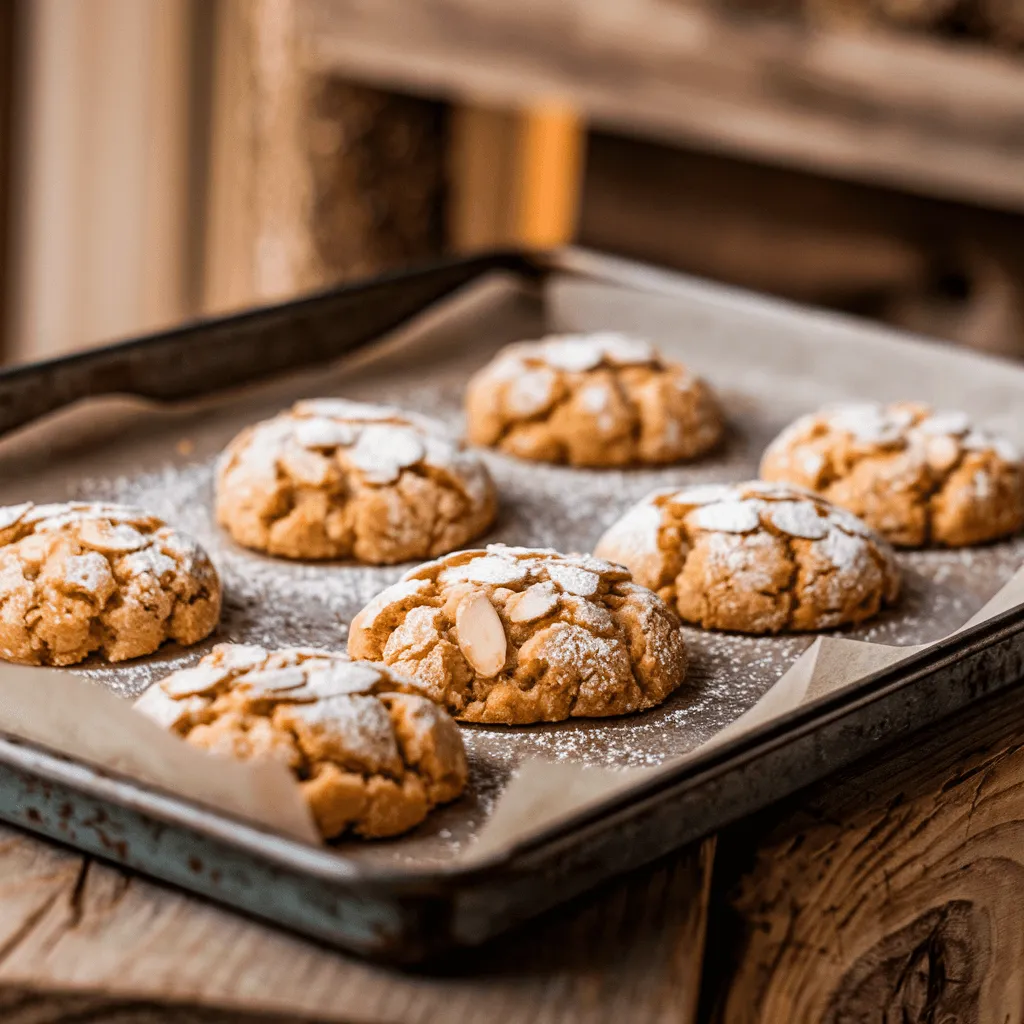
[594,481,900,634]
[760,402,1024,547]
[135,644,468,840]
[0,502,220,666]
[215,398,497,563]
[465,332,722,467]
[347,544,688,725]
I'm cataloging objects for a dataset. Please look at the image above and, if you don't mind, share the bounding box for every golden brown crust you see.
[594,482,900,635]
[0,502,220,666]
[347,544,688,725]
[135,644,467,840]
[760,403,1024,548]
[465,333,722,467]
[215,399,497,564]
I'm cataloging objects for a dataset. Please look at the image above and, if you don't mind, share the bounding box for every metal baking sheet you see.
[1,249,1023,960]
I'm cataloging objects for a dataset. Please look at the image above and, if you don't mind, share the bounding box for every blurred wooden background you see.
[2,0,1024,362]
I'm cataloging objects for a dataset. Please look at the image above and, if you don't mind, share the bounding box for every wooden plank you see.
[449,103,585,252]
[7,0,200,360]
[205,0,319,314]
[448,105,522,251]
[704,680,1024,1022]
[298,0,1024,212]
[515,105,585,248]
[0,828,714,1023]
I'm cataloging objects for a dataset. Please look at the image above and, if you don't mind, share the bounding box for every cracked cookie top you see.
[464,333,723,467]
[760,402,1024,547]
[135,644,468,840]
[594,481,900,634]
[347,543,688,725]
[215,398,498,564]
[0,502,221,666]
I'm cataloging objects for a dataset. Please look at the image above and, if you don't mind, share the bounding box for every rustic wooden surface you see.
[9,679,1024,1020]
[298,0,1024,212]
[0,826,714,1023]
[703,681,1024,1023]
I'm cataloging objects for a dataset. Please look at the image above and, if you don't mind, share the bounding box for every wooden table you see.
[5,675,1024,1022]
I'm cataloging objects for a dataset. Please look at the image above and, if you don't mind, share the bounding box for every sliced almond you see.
[135,686,207,731]
[0,502,33,532]
[687,500,761,534]
[294,398,398,421]
[546,564,600,597]
[77,519,150,554]
[665,484,736,509]
[279,447,332,487]
[160,663,234,698]
[456,592,507,677]
[506,582,559,623]
[211,643,268,671]
[61,552,116,599]
[539,337,604,372]
[294,417,357,450]
[924,434,960,472]
[917,410,970,437]
[445,554,529,587]
[594,332,655,366]
[356,578,432,629]
[347,425,425,484]
[765,501,829,540]
[305,661,383,700]
[236,666,309,702]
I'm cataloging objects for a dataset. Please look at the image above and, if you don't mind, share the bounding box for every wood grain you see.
[704,682,1024,1023]
[298,0,1024,212]
[0,828,714,1023]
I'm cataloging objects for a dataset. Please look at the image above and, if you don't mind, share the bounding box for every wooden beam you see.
[515,104,585,249]
[299,0,1024,213]
[205,0,319,315]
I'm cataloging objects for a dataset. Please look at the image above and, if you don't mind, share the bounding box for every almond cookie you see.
[0,502,220,666]
[594,481,900,634]
[347,544,688,725]
[135,644,467,840]
[215,399,497,563]
[465,333,722,467]
[760,402,1024,547]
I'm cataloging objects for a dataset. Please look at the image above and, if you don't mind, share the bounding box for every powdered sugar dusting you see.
[688,500,761,533]
[6,293,1022,868]
[766,500,830,540]
[485,331,659,376]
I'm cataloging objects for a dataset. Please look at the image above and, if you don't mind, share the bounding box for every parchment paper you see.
[1,266,1023,866]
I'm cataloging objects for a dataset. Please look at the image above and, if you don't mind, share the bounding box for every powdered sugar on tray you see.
[3,301,1023,868]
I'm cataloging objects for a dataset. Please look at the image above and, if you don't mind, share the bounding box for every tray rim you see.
[3,598,1023,893]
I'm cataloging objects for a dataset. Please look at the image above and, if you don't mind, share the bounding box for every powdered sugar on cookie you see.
[466,332,723,468]
[0,501,221,666]
[761,402,1024,548]
[594,481,900,634]
[136,644,468,840]
[348,543,687,725]
[215,399,497,563]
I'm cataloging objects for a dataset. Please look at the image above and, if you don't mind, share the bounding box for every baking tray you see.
[1,247,1024,963]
